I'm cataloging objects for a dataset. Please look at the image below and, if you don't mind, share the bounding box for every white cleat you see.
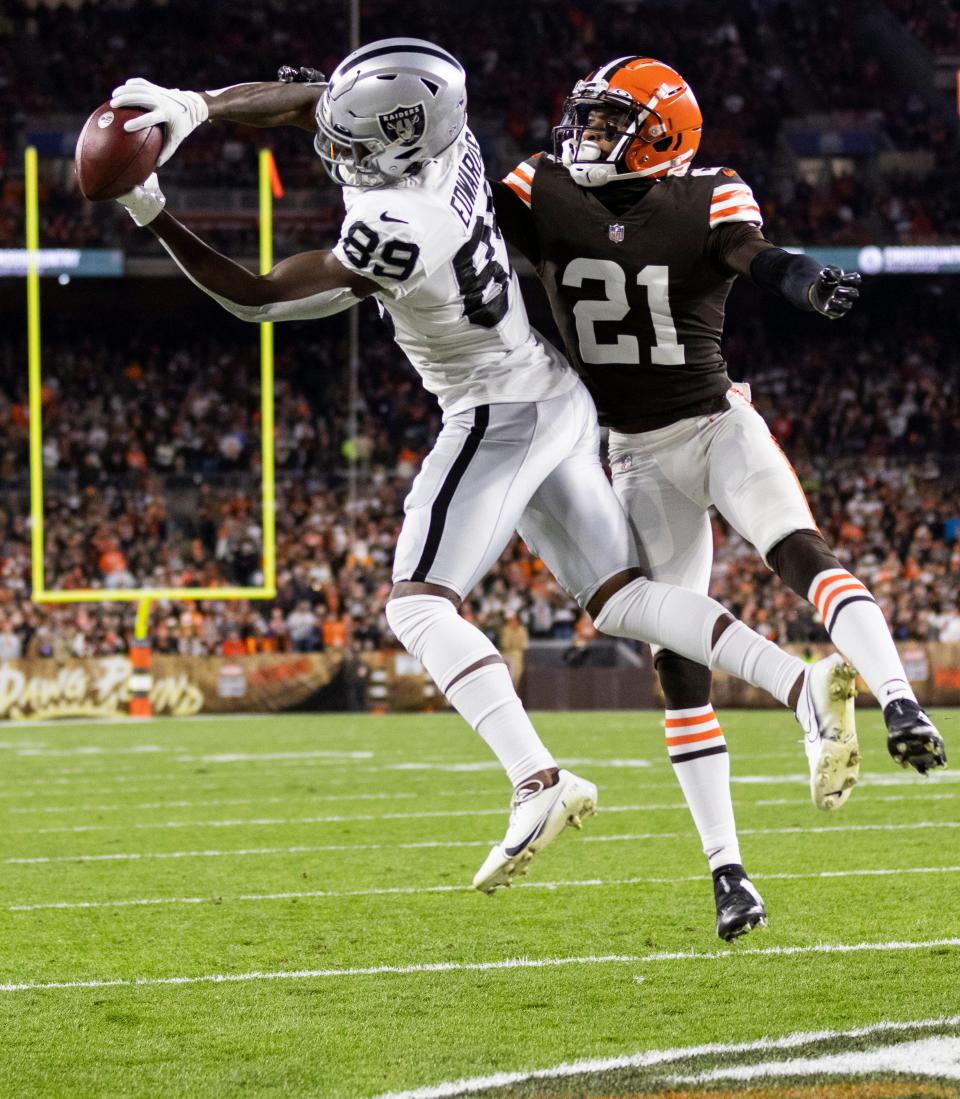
[797,653,860,811]
[473,769,597,894]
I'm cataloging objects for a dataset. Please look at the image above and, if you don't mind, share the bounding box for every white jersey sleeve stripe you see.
[711,196,762,216]
[711,184,755,202]
[710,206,764,227]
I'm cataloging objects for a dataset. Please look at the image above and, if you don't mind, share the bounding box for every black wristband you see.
[749,248,822,312]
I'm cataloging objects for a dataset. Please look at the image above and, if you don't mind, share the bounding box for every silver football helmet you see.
[315,37,467,188]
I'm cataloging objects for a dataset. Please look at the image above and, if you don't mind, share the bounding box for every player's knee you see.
[585,566,648,619]
[654,649,712,709]
[384,593,458,659]
[767,530,840,597]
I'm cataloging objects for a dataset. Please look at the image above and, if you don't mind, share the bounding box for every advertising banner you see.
[0,652,343,721]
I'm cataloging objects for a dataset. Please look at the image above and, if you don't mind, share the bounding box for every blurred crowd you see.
[0,278,957,661]
[1,0,958,251]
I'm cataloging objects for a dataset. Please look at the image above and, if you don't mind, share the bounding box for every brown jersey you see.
[497,155,765,431]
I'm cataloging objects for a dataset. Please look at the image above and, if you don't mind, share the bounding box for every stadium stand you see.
[0,0,957,675]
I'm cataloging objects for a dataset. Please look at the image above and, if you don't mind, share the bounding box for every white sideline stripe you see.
[0,954,639,993]
[3,942,959,995]
[9,864,960,911]
[667,1036,960,1085]
[369,1015,960,1099]
[10,818,959,853]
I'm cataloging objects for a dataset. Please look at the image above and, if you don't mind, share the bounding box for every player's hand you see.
[115,172,166,227]
[808,266,861,319]
[277,65,327,85]
[110,78,209,167]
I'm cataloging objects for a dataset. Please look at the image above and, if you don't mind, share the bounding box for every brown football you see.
[75,102,164,201]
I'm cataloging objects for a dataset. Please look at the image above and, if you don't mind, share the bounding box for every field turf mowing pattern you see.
[0,709,958,1098]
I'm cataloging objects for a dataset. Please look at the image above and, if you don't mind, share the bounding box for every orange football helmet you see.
[553,56,702,187]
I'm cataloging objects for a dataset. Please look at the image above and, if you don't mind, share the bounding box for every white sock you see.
[809,568,917,708]
[593,578,805,706]
[709,620,805,708]
[665,705,740,871]
[385,596,555,786]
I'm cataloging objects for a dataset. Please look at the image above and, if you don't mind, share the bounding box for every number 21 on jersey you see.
[561,259,685,366]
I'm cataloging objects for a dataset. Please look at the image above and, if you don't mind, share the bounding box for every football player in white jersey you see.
[111,39,856,936]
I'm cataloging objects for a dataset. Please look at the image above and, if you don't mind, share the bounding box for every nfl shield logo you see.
[608,223,625,243]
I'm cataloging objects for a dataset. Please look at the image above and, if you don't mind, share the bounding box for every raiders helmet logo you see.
[378,104,426,144]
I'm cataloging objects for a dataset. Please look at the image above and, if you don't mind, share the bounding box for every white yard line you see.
[369,1015,960,1099]
[17,802,693,834]
[8,864,960,912]
[10,816,959,846]
[6,792,421,815]
[2,942,958,996]
[0,767,951,799]
[6,788,950,820]
[0,954,640,993]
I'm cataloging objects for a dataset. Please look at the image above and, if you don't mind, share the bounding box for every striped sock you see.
[665,705,740,872]
[809,568,918,708]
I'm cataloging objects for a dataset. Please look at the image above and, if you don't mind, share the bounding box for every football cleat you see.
[796,653,860,811]
[713,864,767,941]
[473,769,597,894]
[884,699,947,774]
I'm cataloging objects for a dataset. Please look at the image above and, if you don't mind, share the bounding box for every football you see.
[75,102,163,201]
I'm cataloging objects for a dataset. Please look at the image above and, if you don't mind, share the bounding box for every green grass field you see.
[0,708,958,1098]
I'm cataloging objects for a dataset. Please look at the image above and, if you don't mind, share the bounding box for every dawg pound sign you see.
[378,103,426,143]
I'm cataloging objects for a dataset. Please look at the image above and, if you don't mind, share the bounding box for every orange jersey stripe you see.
[503,179,532,208]
[711,188,753,204]
[666,728,725,748]
[710,203,762,220]
[665,712,718,729]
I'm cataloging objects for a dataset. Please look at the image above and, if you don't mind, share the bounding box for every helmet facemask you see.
[315,93,407,189]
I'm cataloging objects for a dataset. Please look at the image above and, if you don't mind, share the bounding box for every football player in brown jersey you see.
[492,55,946,940]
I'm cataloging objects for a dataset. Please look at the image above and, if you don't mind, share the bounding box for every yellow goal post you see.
[24,146,278,626]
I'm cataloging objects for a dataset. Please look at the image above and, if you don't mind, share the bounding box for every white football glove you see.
[115,172,166,227]
[110,78,209,166]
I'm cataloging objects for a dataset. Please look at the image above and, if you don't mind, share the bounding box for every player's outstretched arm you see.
[712,225,861,320]
[115,174,375,322]
[110,75,322,166]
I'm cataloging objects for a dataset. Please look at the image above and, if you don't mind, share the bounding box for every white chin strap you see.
[561,138,617,187]
[561,137,694,188]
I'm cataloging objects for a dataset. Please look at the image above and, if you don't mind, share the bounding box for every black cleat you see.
[884,699,947,774]
[713,864,767,942]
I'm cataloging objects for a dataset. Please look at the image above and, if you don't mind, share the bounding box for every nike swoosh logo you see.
[380,213,408,224]
[504,817,547,857]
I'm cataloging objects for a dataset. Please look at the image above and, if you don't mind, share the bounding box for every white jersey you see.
[332,129,575,417]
